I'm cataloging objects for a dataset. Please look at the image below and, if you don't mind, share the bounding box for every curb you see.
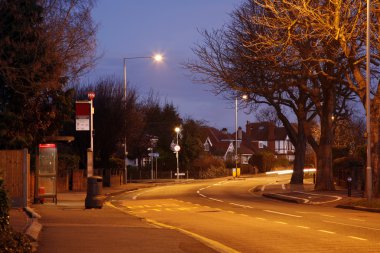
[23,207,42,241]
[336,205,380,213]
[262,193,303,204]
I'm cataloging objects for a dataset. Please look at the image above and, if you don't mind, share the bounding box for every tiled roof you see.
[201,127,255,156]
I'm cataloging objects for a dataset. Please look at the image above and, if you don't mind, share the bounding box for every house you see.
[201,127,255,165]
[245,121,295,161]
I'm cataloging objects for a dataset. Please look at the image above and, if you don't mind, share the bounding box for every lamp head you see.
[153,54,163,62]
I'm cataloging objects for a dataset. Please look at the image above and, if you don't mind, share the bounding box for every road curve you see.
[110,176,380,253]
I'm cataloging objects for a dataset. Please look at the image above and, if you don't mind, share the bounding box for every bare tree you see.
[41,0,98,81]
[255,107,283,127]
[186,0,357,189]
[260,0,380,195]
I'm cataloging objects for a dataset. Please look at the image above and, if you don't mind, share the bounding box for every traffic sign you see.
[175,173,185,176]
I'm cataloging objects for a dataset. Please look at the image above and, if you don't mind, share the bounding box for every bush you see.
[249,151,276,173]
[192,155,228,179]
[0,179,32,253]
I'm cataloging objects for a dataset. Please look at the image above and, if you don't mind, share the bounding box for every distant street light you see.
[235,95,247,178]
[123,54,163,183]
[174,127,181,180]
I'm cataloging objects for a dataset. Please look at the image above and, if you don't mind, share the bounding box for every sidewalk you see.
[10,180,217,253]
[257,181,380,212]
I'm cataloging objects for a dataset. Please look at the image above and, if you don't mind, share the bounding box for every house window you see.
[259,141,267,149]
[204,142,210,152]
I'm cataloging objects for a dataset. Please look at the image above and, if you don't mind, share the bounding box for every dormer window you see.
[204,142,210,152]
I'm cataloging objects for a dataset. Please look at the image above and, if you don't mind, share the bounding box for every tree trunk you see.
[315,85,335,191]
[290,122,306,184]
[315,138,335,190]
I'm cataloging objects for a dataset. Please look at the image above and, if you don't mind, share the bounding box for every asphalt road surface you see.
[110,175,380,253]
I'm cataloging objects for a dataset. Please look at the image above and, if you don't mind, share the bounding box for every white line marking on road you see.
[281,184,286,190]
[296,226,310,229]
[272,193,310,203]
[275,221,287,225]
[261,185,266,191]
[227,211,235,214]
[239,214,249,217]
[349,218,366,222]
[208,198,223,202]
[229,203,253,209]
[323,220,380,231]
[318,230,336,234]
[199,193,206,198]
[348,236,368,241]
[293,191,342,204]
[263,209,302,218]
[256,217,266,221]
[321,214,335,218]
[145,219,240,253]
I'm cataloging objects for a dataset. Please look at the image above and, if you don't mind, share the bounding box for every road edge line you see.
[105,202,240,253]
[145,218,240,253]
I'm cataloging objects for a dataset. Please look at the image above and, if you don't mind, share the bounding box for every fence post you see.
[22,149,28,208]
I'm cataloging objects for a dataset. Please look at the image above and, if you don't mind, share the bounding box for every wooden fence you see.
[0,149,29,207]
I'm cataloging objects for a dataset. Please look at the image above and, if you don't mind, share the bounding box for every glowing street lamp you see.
[174,127,181,180]
[122,53,163,183]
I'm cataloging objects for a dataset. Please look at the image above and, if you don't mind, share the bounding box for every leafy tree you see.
[126,93,181,174]
[0,0,97,149]
[180,118,205,173]
[0,0,64,148]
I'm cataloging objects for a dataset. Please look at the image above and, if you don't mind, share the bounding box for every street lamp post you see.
[366,0,372,201]
[235,95,247,178]
[174,127,181,180]
[123,54,163,184]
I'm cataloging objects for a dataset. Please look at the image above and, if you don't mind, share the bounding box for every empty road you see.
[110,176,380,252]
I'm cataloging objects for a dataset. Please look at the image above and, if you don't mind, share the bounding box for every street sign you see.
[148,153,159,158]
[175,173,185,176]
[75,102,91,131]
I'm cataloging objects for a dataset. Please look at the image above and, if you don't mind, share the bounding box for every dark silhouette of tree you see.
[75,77,138,173]
[0,0,97,149]
[180,118,205,176]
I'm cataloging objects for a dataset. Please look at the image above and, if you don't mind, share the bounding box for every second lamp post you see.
[122,54,163,183]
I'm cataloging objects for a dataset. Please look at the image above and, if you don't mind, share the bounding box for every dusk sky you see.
[85,0,253,132]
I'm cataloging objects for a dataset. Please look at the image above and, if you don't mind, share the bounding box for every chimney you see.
[238,126,243,140]
[221,128,228,135]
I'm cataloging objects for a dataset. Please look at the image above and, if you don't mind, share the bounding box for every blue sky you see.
[85,0,252,131]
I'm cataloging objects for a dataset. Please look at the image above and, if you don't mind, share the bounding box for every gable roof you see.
[201,127,255,156]
[246,121,291,141]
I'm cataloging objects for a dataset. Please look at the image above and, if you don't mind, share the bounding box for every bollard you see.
[347,176,352,197]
